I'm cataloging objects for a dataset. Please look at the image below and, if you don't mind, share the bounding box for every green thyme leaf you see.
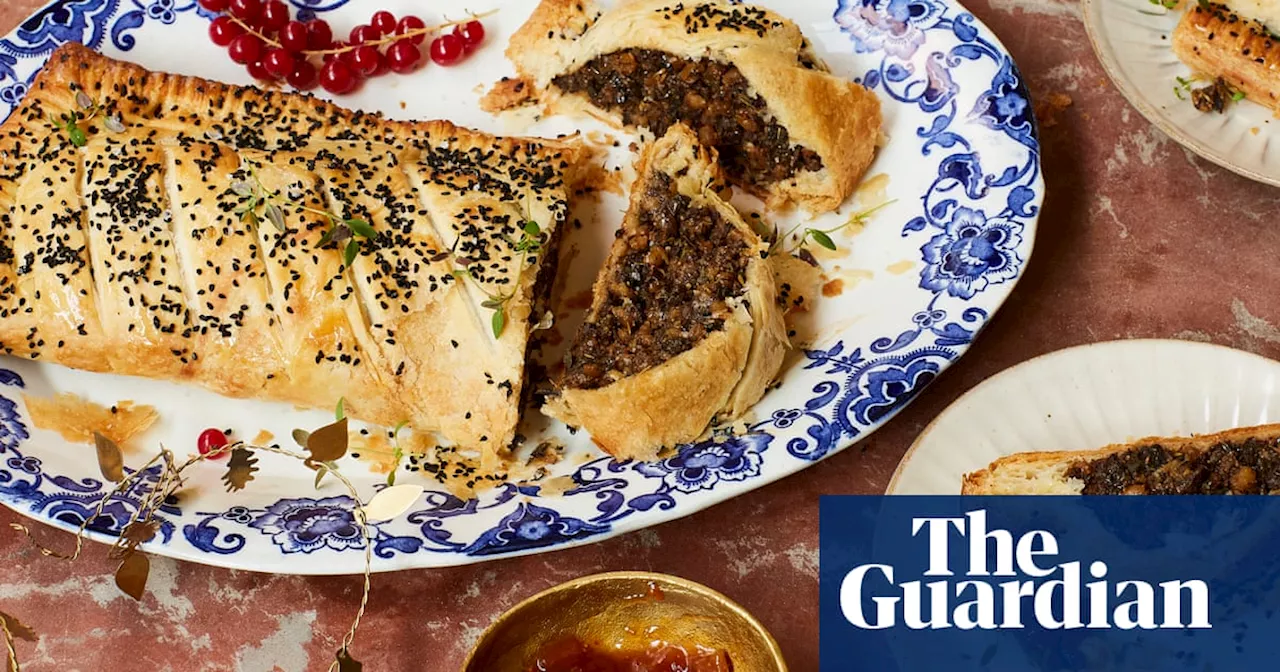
[343,239,359,267]
[480,297,502,309]
[314,465,329,489]
[292,428,311,448]
[264,203,286,232]
[394,420,410,434]
[491,306,506,338]
[67,123,87,147]
[808,229,837,251]
[1233,90,1246,102]
[317,225,337,248]
[386,470,396,487]
[335,397,346,420]
[346,218,376,239]
[523,220,540,236]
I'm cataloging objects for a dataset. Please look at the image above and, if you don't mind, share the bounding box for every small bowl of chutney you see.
[461,571,787,671]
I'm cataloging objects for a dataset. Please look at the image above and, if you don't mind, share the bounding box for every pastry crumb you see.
[481,76,537,113]
[1033,92,1073,129]
[22,393,158,449]
[253,429,275,445]
[822,278,845,297]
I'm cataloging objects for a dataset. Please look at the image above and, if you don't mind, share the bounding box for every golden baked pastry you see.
[0,43,588,465]
[544,124,788,460]
[1173,1,1280,110]
[505,0,881,214]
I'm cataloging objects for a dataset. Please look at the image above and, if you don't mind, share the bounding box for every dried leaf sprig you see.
[769,199,897,259]
[452,220,545,338]
[5,408,412,672]
[232,162,376,267]
[49,88,124,147]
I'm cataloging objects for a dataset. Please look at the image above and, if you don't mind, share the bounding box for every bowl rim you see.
[460,570,789,671]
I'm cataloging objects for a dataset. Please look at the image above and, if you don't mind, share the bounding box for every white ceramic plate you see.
[888,339,1280,494]
[0,0,1041,572]
[1083,0,1280,186]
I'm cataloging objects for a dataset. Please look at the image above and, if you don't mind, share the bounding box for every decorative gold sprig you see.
[232,162,376,266]
[5,405,423,672]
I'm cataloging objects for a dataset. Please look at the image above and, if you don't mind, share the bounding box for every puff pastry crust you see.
[0,43,589,463]
[506,0,881,213]
[1173,2,1280,109]
[543,124,788,460]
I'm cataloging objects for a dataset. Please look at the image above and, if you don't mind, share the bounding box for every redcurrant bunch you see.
[199,0,489,95]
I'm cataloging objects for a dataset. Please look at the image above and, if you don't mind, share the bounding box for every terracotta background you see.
[3,0,1279,670]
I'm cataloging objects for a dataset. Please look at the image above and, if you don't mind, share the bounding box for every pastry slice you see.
[544,124,788,460]
[0,43,588,466]
[505,0,881,214]
[1173,1,1280,109]
[961,424,1280,495]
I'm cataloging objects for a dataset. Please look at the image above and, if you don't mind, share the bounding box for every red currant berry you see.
[306,19,333,49]
[197,428,230,459]
[199,0,230,12]
[320,59,359,94]
[260,0,290,33]
[371,10,398,34]
[263,48,296,79]
[429,33,465,66]
[454,21,485,52]
[279,20,308,52]
[209,15,244,47]
[287,60,319,90]
[387,40,421,74]
[247,60,273,81]
[349,24,380,45]
[229,0,263,24]
[228,34,264,65]
[396,16,426,45]
[350,45,384,77]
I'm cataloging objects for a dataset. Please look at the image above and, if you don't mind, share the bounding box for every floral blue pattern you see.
[0,0,1040,571]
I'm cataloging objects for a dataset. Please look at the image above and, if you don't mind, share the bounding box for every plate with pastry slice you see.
[0,0,1039,573]
[888,339,1280,495]
[1084,0,1280,186]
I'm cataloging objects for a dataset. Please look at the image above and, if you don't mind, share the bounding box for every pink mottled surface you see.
[4,0,1280,669]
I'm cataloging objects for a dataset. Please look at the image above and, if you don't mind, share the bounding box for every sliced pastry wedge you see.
[962,424,1280,495]
[544,125,788,461]
[505,0,881,214]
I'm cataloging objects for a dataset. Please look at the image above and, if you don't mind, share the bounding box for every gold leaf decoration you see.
[222,447,259,493]
[94,431,124,482]
[0,612,36,642]
[123,520,159,546]
[335,648,363,672]
[307,417,349,464]
[363,484,424,522]
[114,552,149,601]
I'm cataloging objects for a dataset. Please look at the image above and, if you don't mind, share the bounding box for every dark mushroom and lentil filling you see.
[560,172,748,390]
[1065,439,1280,495]
[551,48,823,189]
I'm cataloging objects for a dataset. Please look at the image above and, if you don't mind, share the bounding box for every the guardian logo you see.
[840,510,1212,631]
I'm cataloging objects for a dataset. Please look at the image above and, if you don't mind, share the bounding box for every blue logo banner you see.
[819,496,1280,671]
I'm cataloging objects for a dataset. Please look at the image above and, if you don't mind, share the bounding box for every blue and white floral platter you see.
[0,0,1040,573]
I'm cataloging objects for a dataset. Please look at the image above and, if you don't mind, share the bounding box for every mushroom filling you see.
[552,48,823,189]
[560,172,748,390]
[1065,439,1280,494]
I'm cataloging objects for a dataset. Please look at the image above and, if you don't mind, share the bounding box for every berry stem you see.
[224,9,498,58]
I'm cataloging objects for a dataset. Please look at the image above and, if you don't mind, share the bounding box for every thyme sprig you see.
[50,88,123,147]
[770,199,897,257]
[452,220,545,338]
[232,163,375,266]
